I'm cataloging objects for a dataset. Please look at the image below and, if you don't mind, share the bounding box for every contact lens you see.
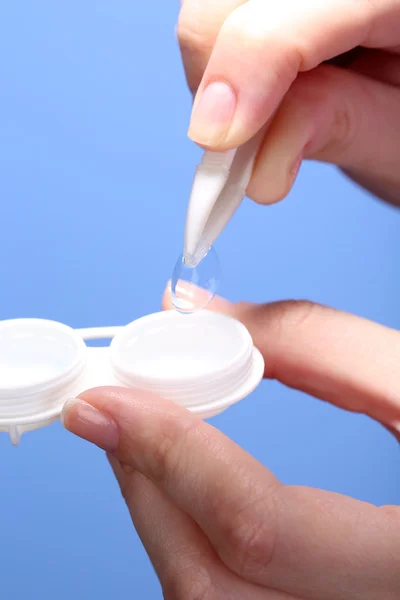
[171,246,220,314]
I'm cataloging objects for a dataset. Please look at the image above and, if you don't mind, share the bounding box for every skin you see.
[181,0,400,207]
[62,1,400,598]
[61,292,400,599]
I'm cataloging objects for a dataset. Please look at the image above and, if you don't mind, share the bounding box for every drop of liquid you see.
[171,246,221,314]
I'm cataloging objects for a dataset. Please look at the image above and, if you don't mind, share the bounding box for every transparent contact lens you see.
[171,246,221,314]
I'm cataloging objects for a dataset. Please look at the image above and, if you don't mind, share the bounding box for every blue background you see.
[0,2,399,598]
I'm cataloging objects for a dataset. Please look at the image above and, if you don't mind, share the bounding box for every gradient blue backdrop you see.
[0,2,399,598]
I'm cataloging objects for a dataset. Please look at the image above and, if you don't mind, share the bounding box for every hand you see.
[178,0,400,206]
[62,287,400,599]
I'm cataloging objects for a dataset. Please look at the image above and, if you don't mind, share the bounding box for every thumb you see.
[248,65,400,205]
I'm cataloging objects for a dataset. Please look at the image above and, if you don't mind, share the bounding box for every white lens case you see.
[0,310,264,445]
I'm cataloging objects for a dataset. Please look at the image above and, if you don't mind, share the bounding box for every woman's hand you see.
[178,0,400,206]
[62,288,400,599]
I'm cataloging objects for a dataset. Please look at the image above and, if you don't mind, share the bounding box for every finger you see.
[246,64,400,204]
[339,49,400,206]
[163,285,400,433]
[341,166,400,207]
[348,48,400,86]
[108,456,288,600]
[62,390,283,588]
[186,0,400,148]
[63,390,400,598]
[177,0,248,93]
[107,455,215,596]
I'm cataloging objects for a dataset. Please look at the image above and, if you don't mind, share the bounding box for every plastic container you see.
[0,311,264,445]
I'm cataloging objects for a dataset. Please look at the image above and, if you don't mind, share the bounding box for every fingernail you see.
[188,81,236,146]
[62,398,119,452]
[163,280,236,315]
[173,279,212,310]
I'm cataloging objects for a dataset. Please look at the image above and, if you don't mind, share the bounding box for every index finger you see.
[184,0,400,148]
[178,0,247,93]
[162,286,400,432]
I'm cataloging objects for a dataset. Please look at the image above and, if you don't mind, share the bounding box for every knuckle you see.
[323,100,357,159]
[177,15,215,56]
[223,12,302,78]
[221,9,265,46]
[290,66,358,159]
[221,7,302,73]
[221,8,273,50]
[265,300,319,381]
[323,104,355,157]
[230,517,274,578]
[214,482,279,579]
[272,300,319,341]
